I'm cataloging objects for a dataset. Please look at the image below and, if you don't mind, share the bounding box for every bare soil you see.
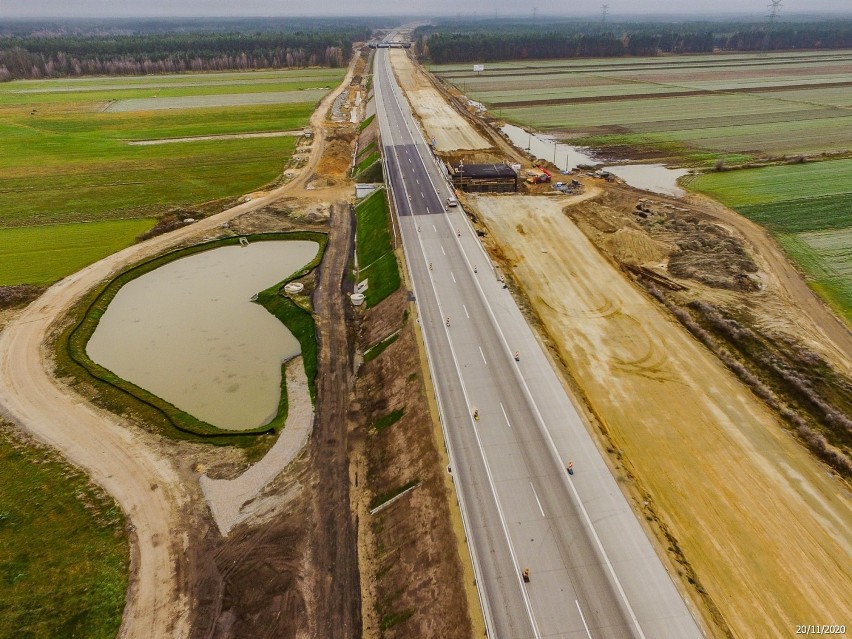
[469,192,852,638]
[349,288,477,639]
[389,50,491,152]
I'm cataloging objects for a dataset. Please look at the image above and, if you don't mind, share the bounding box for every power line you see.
[767,0,783,23]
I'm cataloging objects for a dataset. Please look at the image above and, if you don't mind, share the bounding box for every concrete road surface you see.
[372,47,704,639]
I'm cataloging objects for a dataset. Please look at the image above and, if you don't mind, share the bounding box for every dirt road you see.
[472,194,852,638]
[0,55,358,639]
[389,50,490,152]
[305,201,361,637]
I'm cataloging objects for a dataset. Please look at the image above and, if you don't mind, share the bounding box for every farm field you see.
[0,67,341,283]
[0,219,154,285]
[691,158,852,321]
[431,50,852,163]
[0,422,128,639]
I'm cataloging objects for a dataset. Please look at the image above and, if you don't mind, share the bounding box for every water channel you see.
[86,240,318,431]
[501,123,690,197]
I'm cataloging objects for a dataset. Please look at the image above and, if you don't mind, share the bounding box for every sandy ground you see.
[472,194,852,638]
[389,50,490,152]
[0,54,358,639]
[200,357,313,536]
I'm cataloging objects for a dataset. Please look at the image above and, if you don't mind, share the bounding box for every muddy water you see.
[501,123,597,172]
[602,164,691,197]
[501,123,690,196]
[87,241,318,431]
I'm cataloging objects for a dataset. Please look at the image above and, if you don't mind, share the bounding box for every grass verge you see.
[372,409,404,433]
[364,331,399,363]
[55,231,326,452]
[354,189,400,307]
[0,422,128,639]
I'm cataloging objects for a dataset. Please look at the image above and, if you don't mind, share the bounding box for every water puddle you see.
[86,240,318,431]
[501,123,597,172]
[602,164,691,197]
[501,123,690,197]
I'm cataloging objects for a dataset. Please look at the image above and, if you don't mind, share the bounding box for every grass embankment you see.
[56,232,326,452]
[691,158,852,321]
[355,189,400,307]
[0,423,128,639]
[364,331,399,363]
[359,113,376,131]
[0,219,155,285]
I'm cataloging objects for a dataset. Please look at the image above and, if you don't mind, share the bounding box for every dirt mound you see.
[604,227,673,265]
[316,137,355,178]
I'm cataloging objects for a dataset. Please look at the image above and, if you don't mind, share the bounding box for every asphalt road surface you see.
[373,48,704,639]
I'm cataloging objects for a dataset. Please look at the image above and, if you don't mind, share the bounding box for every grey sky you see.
[0,0,849,18]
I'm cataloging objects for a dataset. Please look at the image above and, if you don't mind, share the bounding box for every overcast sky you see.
[1,0,849,19]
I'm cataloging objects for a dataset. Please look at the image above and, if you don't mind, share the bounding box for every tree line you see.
[415,20,852,63]
[0,27,373,81]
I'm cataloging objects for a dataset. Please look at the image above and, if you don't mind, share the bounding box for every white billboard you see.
[473,64,485,73]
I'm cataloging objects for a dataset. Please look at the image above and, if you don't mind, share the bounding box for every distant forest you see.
[415,19,852,64]
[0,19,379,81]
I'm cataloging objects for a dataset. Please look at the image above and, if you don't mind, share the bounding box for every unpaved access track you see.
[389,49,490,152]
[0,55,358,639]
[473,194,852,637]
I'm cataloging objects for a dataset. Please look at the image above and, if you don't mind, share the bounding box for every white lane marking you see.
[479,346,488,365]
[376,55,539,639]
[500,402,512,428]
[421,191,425,198]
[450,271,456,283]
[441,207,649,639]
[531,483,545,517]
[433,224,437,232]
[463,304,470,318]
[576,600,593,639]
[416,179,420,185]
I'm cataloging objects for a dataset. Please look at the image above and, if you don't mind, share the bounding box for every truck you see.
[525,168,552,185]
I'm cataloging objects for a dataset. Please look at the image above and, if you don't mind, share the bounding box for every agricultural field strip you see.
[0,219,155,285]
[690,158,852,206]
[103,88,330,112]
[433,51,852,75]
[11,76,338,93]
[127,130,304,145]
[800,228,852,277]
[499,93,830,127]
[6,67,344,90]
[472,79,852,105]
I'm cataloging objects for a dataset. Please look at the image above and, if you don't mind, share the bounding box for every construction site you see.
[0,26,849,639]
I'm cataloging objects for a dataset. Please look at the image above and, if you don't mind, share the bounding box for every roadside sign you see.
[356,279,369,293]
[473,64,485,73]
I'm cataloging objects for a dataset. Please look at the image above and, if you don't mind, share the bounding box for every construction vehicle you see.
[525,168,552,185]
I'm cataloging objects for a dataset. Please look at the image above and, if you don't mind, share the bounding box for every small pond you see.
[86,240,318,431]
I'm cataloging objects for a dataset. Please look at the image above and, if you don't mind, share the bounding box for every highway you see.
[373,48,704,639]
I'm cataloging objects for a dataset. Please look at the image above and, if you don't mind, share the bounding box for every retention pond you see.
[86,240,318,431]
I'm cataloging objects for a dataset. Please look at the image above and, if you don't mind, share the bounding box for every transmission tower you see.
[767,0,783,23]
[601,3,609,25]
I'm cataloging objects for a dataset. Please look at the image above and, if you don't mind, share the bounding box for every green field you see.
[0,219,155,285]
[432,50,852,163]
[691,159,852,320]
[0,423,128,639]
[355,189,401,307]
[0,68,341,285]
